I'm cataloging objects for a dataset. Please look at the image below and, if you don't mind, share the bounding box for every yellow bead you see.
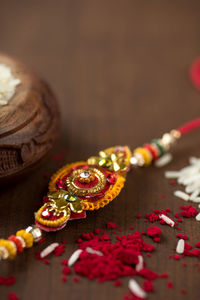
[0,239,16,259]
[134,147,152,166]
[16,230,34,248]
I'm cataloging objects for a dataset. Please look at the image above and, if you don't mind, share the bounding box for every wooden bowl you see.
[0,54,60,182]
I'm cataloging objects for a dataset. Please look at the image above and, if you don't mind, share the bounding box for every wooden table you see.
[0,1,200,299]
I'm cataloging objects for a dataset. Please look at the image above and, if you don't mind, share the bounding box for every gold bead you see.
[170,129,181,139]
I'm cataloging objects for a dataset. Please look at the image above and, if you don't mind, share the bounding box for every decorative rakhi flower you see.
[35,190,83,232]
[35,153,126,232]
[47,190,83,214]
[88,146,132,172]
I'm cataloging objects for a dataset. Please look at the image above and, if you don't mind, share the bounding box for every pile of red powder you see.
[3,202,200,300]
[74,230,158,282]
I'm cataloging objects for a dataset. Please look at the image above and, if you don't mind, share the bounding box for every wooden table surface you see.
[0,1,200,299]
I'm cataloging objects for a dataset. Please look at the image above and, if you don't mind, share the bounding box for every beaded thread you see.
[1,119,200,260]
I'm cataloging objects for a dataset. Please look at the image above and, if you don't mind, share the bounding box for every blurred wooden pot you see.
[0,54,60,182]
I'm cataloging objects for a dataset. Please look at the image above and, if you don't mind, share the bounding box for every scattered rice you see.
[68,249,83,267]
[40,243,59,258]
[165,157,200,209]
[176,239,185,254]
[86,247,103,256]
[196,213,200,221]
[159,214,175,227]
[135,255,144,271]
[174,191,190,201]
[128,279,147,299]
[155,153,173,168]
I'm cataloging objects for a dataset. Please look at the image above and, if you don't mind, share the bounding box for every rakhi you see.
[0,118,200,260]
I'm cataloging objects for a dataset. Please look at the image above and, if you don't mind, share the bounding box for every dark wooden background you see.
[0,1,200,299]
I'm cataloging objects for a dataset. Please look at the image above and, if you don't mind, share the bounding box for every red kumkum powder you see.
[176,234,188,240]
[106,222,117,229]
[143,280,154,292]
[73,231,162,283]
[179,205,198,218]
[167,281,173,289]
[8,293,19,300]
[0,276,16,286]
[146,226,162,243]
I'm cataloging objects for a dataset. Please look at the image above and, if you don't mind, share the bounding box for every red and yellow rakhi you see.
[35,146,131,232]
[1,118,200,260]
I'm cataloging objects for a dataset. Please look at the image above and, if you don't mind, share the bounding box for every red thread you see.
[177,118,200,135]
[190,58,200,89]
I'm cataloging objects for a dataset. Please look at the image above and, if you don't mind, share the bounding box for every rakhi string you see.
[0,118,199,260]
[177,118,200,135]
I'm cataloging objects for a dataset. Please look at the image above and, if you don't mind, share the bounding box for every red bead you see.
[56,179,65,189]
[8,235,23,253]
[143,144,158,160]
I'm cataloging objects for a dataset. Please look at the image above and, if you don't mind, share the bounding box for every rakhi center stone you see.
[80,171,90,178]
